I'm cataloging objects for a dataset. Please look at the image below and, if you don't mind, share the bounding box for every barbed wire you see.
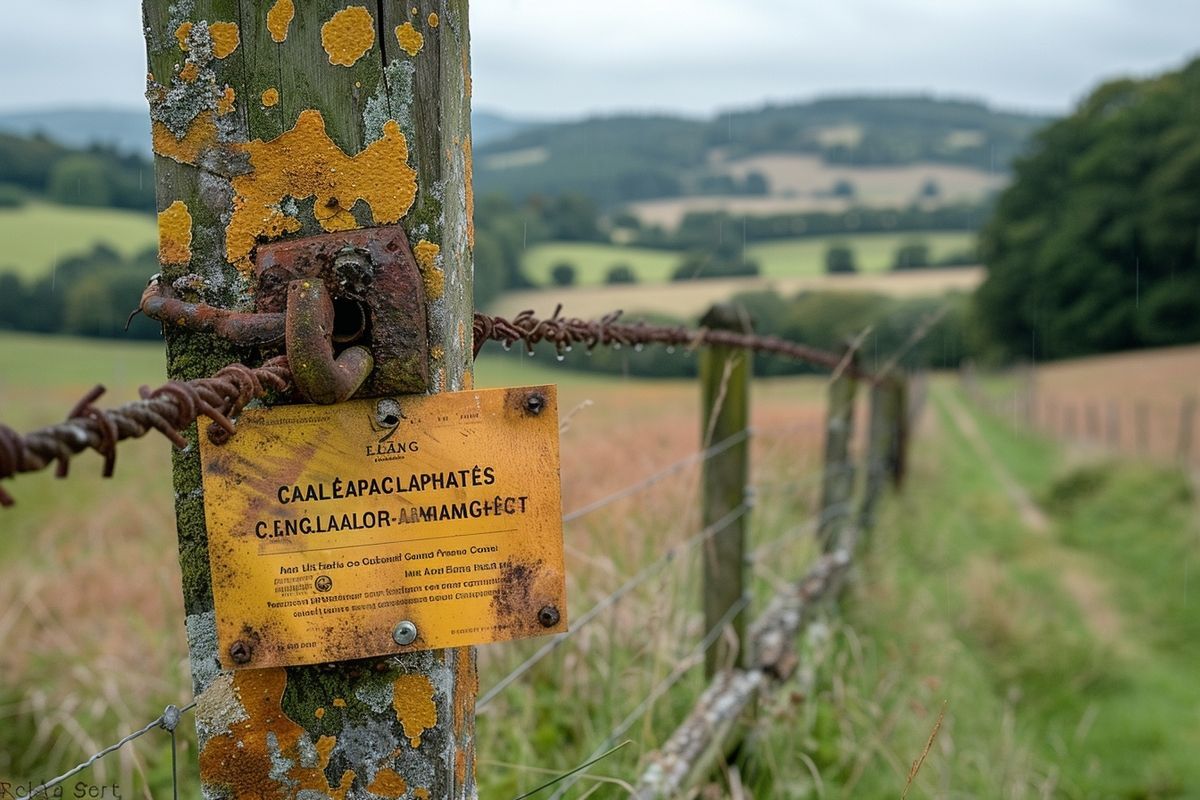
[544,594,754,800]
[0,359,289,506]
[478,502,751,710]
[27,702,196,798]
[473,307,867,377]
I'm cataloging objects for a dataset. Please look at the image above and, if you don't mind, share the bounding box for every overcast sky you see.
[2,0,1197,119]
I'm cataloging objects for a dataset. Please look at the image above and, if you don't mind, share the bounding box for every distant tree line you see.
[976,56,1200,360]
[0,132,155,211]
[0,244,161,339]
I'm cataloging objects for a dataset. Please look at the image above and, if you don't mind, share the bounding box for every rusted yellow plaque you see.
[199,386,566,669]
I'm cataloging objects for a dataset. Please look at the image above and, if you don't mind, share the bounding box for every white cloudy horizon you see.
[0,1,1197,121]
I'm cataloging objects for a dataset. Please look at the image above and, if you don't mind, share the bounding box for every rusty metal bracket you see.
[285,279,373,404]
[255,225,429,397]
[140,224,430,403]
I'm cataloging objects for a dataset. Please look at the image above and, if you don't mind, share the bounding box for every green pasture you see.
[0,200,157,280]
[522,231,976,287]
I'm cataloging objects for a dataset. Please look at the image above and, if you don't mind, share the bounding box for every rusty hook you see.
[286,280,374,404]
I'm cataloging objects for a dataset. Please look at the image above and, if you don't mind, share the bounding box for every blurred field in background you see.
[0,202,156,280]
[3,332,1199,797]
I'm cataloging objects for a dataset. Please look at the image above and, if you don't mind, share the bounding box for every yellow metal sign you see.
[198,386,565,669]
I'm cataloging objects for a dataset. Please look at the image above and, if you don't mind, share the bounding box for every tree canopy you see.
[976,58,1200,360]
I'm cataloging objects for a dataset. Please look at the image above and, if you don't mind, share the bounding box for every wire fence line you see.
[544,595,755,800]
[478,502,752,710]
[561,429,753,525]
[26,702,195,800]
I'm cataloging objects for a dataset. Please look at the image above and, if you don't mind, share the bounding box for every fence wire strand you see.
[478,502,751,710]
[562,429,752,524]
[27,702,195,799]
[544,594,754,800]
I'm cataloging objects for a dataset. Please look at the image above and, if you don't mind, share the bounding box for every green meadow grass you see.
[522,232,976,287]
[0,201,157,280]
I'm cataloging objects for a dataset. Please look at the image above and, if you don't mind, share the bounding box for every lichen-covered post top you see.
[140,2,477,798]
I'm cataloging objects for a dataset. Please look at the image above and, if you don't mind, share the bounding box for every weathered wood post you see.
[891,374,910,489]
[140,3,477,797]
[1177,395,1196,464]
[1106,400,1121,449]
[857,377,895,535]
[818,346,859,551]
[699,304,751,678]
[1136,401,1150,454]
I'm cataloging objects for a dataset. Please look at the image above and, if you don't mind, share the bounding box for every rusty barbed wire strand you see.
[0,359,290,507]
[472,306,868,376]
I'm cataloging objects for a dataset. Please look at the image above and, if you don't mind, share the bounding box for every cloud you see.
[1,0,1197,118]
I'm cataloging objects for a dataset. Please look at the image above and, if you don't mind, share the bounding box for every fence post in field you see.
[699,304,752,678]
[1177,395,1196,464]
[1136,401,1150,454]
[1106,400,1121,449]
[891,374,910,489]
[139,3,477,797]
[858,375,899,534]
[1065,404,1077,439]
[818,346,859,551]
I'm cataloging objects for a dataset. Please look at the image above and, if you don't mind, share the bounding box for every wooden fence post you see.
[818,347,859,551]
[1178,395,1196,464]
[858,377,896,535]
[891,375,910,489]
[1136,401,1150,454]
[699,304,751,678]
[140,3,476,797]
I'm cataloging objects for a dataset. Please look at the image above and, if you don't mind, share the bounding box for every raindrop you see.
[613,343,622,350]
[556,354,565,362]
[666,346,675,354]
[502,342,511,351]
[564,345,573,352]
[634,344,644,352]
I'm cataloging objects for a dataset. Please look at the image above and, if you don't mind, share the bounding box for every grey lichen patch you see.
[392,748,436,794]
[194,670,248,743]
[267,731,296,785]
[364,59,416,146]
[332,720,400,785]
[148,21,219,138]
[354,677,395,714]
[185,610,223,692]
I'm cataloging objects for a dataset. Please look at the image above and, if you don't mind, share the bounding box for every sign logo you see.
[314,575,333,593]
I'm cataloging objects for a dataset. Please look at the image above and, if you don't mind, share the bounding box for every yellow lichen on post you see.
[428,12,439,28]
[321,6,376,67]
[209,22,240,59]
[368,769,409,796]
[414,239,444,299]
[151,114,219,166]
[179,62,200,82]
[158,201,193,265]
[266,0,295,43]
[392,674,437,748]
[197,669,356,800]
[261,87,280,107]
[225,110,417,273]
[174,21,192,50]
[217,86,236,115]
[394,22,424,56]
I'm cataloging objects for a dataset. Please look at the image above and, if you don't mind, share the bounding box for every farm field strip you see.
[0,201,157,280]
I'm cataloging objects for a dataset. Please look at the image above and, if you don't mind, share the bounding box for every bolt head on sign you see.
[198,386,567,669]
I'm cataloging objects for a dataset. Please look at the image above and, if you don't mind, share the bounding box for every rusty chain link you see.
[0,358,290,507]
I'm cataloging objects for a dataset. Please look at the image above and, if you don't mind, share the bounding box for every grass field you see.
[3,332,1196,798]
[0,201,157,280]
[521,232,976,287]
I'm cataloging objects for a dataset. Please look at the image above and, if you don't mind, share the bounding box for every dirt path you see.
[939,388,1132,654]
